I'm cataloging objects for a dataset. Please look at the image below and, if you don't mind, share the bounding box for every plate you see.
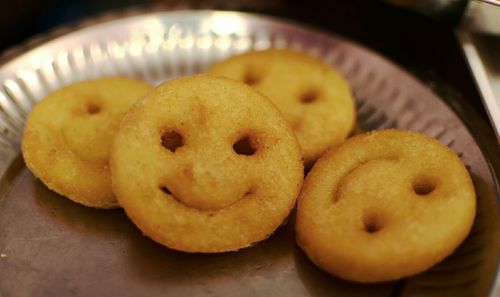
[0,10,498,297]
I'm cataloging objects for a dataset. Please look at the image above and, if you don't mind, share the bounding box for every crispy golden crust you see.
[208,49,356,163]
[111,75,303,253]
[22,77,153,208]
[296,129,476,283]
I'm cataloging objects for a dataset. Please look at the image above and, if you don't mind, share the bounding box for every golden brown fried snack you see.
[22,77,153,208]
[208,49,356,164]
[111,75,303,253]
[296,129,476,283]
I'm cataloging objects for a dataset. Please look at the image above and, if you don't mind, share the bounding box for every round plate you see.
[0,10,498,297]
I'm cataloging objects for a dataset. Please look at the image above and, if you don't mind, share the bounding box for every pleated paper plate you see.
[0,9,498,297]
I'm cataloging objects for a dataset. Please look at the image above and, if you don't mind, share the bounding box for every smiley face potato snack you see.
[110,75,303,253]
[296,129,476,283]
[22,77,153,208]
[208,49,356,164]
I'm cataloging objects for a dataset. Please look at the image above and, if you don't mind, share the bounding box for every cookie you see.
[22,77,153,208]
[296,129,476,282]
[208,49,356,164]
[110,75,303,253]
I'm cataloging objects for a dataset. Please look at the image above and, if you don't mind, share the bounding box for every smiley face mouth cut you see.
[159,184,255,211]
[333,156,400,203]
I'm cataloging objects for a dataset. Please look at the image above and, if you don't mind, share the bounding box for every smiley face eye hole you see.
[161,130,184,152]
[363,211,384,234]
[233,135,258,156]
[86,103,101,114]
[412,176,437,196]
[299,88,320,104]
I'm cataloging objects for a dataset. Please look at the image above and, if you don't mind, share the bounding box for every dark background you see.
[0,0,486,114]
[0,0,497,161]
[0,0,480,103]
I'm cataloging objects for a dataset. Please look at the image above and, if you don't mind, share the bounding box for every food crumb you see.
[0,253,6,258]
